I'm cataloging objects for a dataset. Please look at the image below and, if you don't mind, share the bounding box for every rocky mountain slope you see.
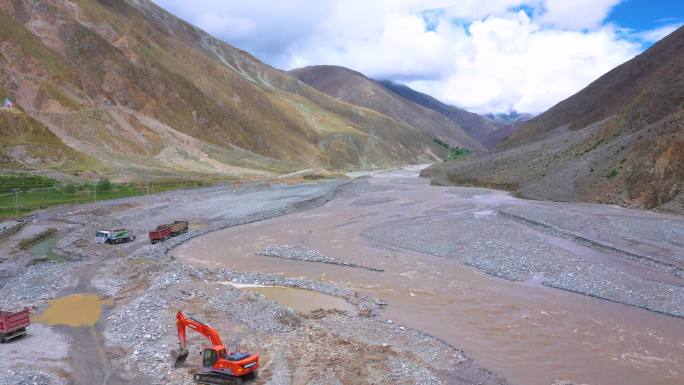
[0,0,445,180]
[291,65,500,151]
[376,80,504,148]
[423,26,684,212]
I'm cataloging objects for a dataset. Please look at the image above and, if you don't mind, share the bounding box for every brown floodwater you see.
[34,294,111,327]
[173,170,684,385]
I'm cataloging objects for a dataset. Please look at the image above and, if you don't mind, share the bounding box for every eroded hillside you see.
[0,0,445,179]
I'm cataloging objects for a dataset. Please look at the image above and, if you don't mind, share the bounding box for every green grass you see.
[0,174,59,193]
[606,169,618,178]
[0,179,211,219]
[434,140,471,162]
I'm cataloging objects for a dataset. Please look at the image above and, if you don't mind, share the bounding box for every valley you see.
[0,1,682,385]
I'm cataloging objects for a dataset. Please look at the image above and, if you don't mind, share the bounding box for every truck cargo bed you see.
[0,307,30,343]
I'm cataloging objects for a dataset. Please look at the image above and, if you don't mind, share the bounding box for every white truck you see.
[96,229,135,244]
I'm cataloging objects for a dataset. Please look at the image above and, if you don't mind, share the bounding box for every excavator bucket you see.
[171,348,189,367]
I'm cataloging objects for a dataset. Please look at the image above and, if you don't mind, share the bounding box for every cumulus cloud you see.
[152,0,646,113]
[408,13,639,113]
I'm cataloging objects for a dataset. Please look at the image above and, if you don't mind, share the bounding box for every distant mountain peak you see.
[483,111,535,125]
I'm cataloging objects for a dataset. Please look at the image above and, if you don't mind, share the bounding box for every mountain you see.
[483,112,534,125]
[0,0,445,180]
[290,65,498,151]
[423,26,684,212]
[377,80,503,148]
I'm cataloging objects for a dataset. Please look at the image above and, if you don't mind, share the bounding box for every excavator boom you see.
[177,312,225,349]
[174,311,225,367]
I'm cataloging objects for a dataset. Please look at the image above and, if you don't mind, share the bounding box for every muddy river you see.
[173,168,684,385]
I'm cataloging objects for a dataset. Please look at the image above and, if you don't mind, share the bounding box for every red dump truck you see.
[148,220,189,244]
[148,225,172,244]
[0,307,30,343]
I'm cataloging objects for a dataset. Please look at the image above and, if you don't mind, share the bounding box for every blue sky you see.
[608,0,683,46]
[154,0,682,114]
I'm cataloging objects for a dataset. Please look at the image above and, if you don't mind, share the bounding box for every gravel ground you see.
[0,370,57,385]
[0,262,75,310]
[0,324,70,385]
[258,245,384,272]
[499,205,684,268]
[362,212,684,318]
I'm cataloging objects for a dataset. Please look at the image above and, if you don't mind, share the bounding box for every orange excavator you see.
[173,311,259,385]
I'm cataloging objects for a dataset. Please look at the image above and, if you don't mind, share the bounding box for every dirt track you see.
[1,167,683,385]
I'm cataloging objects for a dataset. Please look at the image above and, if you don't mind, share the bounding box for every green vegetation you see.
[0,174,58,193]
[97,178,112,192]
[606,169,618,178]
[64,183,77,193]
[0,176,214,219]
[446,147,471,161]
[433,138,449,150]
[433,138,471,162]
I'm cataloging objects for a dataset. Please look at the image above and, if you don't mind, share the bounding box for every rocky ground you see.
[258,245,384,272]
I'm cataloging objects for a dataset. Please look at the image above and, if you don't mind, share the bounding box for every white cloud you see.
[634,23,682,43]
[539,0,622,29]
[408,13,639,113]
[152,0,645,114]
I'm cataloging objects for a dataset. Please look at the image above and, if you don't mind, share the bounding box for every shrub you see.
[606,169,618,178]
[446,147,471,161]
[433,138,449,150]
[64,183,77,193]
[97,178,112,192]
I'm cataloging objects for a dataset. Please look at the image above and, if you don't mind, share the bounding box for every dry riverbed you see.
[1,167,682,385]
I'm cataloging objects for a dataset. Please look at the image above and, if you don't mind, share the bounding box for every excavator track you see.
[193,371,242,385]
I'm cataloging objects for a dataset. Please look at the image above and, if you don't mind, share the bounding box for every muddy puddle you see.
[249,286,354,313]
[34,294,111,327]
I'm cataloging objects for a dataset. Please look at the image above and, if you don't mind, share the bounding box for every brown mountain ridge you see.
[290,65,503,151]
[0,0,452,180]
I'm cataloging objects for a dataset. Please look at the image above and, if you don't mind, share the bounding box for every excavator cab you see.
[202,347,222,368]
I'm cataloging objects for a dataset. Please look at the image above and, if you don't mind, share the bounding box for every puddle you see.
[34,294,112,327]
[227,283,354,313]
[29,235,62,261]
